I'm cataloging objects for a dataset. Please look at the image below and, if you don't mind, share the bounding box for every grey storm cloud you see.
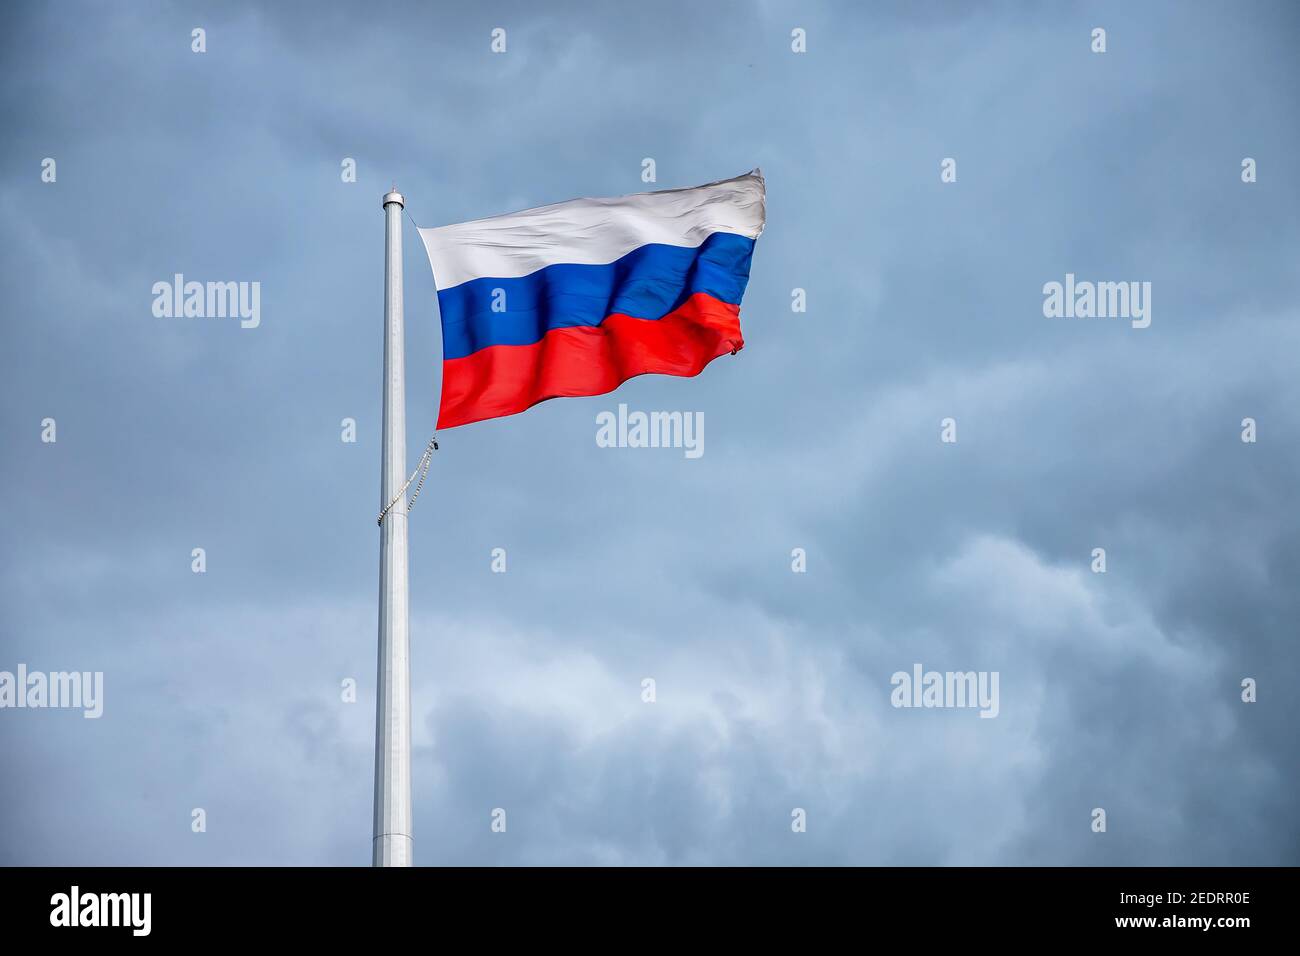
[1,0,1297,865]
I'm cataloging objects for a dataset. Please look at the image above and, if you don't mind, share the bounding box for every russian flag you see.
[417,170,766,429]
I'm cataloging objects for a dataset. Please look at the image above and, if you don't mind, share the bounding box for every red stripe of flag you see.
[437,292,743,429]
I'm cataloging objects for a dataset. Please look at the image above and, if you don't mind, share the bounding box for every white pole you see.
[373,188,413,866]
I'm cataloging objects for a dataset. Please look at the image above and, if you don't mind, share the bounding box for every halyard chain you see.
[374,204,437,529]
[377,435,439,526]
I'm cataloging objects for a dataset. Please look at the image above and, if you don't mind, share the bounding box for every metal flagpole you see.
[373,188,413,866]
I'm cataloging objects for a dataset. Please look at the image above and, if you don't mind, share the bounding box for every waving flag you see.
[417,170,765,429]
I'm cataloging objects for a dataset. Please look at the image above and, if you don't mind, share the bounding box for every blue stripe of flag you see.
[436,231,756,360]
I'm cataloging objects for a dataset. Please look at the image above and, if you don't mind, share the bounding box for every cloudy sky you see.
[1,0,1297,865]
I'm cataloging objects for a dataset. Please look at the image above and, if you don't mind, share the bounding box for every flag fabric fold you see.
[417,170,765,429]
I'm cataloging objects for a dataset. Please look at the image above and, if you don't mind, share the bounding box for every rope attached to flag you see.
[377,435,439,526]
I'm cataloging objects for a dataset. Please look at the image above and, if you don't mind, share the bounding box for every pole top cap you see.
[383,189,404,208]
